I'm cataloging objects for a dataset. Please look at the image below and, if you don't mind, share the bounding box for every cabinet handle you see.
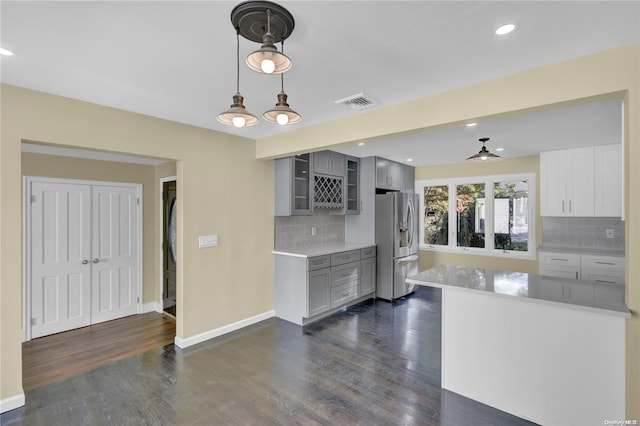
[562,201,565,213]
[550,258,569,261]
[342,292,349,297]
[595,261,615,266]
[569,200,572,213]
[595,279,616,284]
[82,259,89,265]
[342,272,352,277]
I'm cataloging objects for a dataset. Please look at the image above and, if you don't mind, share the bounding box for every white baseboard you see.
[141,302,162,314]
[174,310,275,349]
[0,393,25,414]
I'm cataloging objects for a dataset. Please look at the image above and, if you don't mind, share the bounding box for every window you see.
[419,173,535,258]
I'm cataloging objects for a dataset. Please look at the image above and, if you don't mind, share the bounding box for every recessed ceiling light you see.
[357,142,365,146]
[466,122,477,127]
[406,158,413,162]
[0,48,14,56]
[495,23,516,36]
[496,147,505,152]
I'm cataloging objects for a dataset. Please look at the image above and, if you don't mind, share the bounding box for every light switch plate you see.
[199,234,218,248]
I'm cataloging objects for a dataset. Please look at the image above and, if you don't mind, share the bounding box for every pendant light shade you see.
[246,32,292,74]
[217,93,259,128]
[264,90,301,125]
[467,138,502,162]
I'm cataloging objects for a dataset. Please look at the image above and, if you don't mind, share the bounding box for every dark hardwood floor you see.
[22,312,176,390]
[3,287,536,425]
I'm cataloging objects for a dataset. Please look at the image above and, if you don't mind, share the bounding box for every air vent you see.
[334,93,378,111]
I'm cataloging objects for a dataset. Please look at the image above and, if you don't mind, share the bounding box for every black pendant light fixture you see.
[220,1,298,127]
[467,137,502,162]
[217,30,258,128]
[263,42,301,125]
[232,1,294,75]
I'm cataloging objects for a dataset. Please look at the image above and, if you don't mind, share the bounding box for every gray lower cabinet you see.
[360,256,376,296]
[274,246,376,325]
[308,268,331,317]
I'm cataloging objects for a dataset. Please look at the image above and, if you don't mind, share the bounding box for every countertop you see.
[273,242,375,258]
[407,265,630,318]
[538,245,625,257]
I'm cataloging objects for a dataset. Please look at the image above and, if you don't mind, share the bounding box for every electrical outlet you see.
[606,229,615,239]
[198,234,218,248]
[311,226,317,236]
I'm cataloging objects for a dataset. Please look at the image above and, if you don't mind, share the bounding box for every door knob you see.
[82,259,89,265]
[92,258,99,263]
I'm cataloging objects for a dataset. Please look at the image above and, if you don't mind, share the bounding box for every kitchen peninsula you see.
[407,265,629,426]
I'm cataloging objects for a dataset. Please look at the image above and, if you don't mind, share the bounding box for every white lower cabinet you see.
[275,246,376,325]
[539,251,624,286]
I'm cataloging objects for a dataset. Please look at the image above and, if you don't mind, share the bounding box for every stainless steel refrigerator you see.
[375,192,419,301]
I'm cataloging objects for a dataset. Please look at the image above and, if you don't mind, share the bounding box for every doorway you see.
[162,179,177,317]
[25,177,142,340]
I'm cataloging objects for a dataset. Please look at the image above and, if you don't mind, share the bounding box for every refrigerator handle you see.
[407,198,415,249]
[398,254,419,263]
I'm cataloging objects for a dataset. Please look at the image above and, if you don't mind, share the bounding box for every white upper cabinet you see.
[541,145,621,217]
[594,144,623,217]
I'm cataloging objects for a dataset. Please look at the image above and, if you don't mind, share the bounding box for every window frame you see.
[416,173,536,260]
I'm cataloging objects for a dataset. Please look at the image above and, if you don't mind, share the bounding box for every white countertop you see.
[538,245,625,257]
[407,265,630,318]
[273,242,375,258]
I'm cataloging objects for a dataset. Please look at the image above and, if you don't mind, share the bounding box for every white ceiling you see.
[2,1,638,166]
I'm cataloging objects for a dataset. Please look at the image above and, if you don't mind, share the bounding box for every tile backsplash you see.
[275,211,345,250]
[542,217,625,251]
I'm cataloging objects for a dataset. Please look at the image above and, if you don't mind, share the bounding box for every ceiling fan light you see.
[217,93,259,127]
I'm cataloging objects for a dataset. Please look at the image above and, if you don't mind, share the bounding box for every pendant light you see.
[217,30,258,128]
[263,42,301,125]
[231,1,295,75]
[466,138,502,162]
[246,9,291,74]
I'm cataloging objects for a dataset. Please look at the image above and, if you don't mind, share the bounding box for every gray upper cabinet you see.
[275,154,313,216]
[375,157,412,192]
[401,163,415,193]
[345,156,360,214]
[314,151,345,177]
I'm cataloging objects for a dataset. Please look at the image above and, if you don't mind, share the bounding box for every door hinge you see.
[31,195,36,203]
[137,296,140,303]
[137,198,140,205]
[31,318,36,326]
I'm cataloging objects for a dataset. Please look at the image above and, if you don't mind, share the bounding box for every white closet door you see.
[31,182,92,338]
[91,185,139,324]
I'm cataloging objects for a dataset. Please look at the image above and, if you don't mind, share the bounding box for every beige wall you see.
[254,43,640,419]
[1,85,274,403]
[22,152,160,304]
[415,155,540,273]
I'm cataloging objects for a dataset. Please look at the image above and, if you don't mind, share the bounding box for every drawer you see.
[581,255,625,272]
[330,282,358,308]
[331,262,359,286]
[308,255,330,271]
[540,265,580,280]
[539,252,581,268]
[361,246,376,259]
[581,269,625,286]
[331,250,361,266]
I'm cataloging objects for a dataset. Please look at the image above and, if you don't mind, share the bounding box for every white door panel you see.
[29,179,140,339]
[31,182,91,338]
[91,186,139,323]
